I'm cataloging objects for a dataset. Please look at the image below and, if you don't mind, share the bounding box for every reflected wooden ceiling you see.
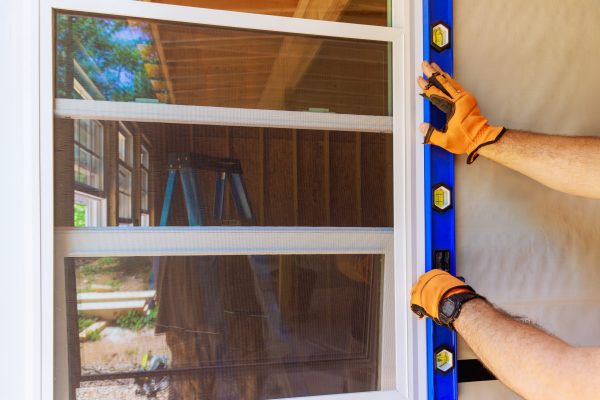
[139,0,389,115]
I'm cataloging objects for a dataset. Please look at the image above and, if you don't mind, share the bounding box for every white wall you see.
[0,0,39,399]
[454,0,600,398]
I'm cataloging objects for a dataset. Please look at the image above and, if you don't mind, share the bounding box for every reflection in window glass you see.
[141,212,150,227]
[55,12,390,116]
[136,0,390,26]
[141,145,150,169]
[55,119,393,228]
[118,166,132,220]
[118,130,133,166]
[66,254,382,399]
[74,191,105,227]
[74,119,104,190]
[141,144,150,212]
[141,169,149,211]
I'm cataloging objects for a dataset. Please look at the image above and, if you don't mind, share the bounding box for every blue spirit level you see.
[423,0,458,399]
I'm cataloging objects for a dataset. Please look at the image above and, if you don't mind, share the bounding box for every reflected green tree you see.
[56,14,155,102]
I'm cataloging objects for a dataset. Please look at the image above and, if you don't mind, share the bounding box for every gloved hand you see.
[418,61,506,164]
[410,269,475,324]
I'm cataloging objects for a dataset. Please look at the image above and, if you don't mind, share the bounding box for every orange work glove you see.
[421,70,506,163]
[410,270,475,324]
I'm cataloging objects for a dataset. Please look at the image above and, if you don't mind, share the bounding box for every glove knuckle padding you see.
[429,95,455,117]
[410,270,473,320]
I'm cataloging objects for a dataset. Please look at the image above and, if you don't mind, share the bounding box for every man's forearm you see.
[455,299,600,400]
[478,130,600,199]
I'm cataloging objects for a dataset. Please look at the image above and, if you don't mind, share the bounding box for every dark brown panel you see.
[264,129,295,225]
[54,118,75,226]
[329,131,360,226]
[297,130,327,226]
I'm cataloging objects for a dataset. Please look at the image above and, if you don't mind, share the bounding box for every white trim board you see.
[55,99,394,134]
[55,227,393,256]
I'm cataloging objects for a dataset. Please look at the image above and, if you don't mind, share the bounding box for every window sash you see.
[48,0,400,41]
[53,227,401,399]
[74,190,106,228]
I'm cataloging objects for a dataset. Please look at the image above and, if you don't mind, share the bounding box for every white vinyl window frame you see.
[38,1,427,400]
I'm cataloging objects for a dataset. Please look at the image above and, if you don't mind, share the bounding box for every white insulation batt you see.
[453,0,600,398]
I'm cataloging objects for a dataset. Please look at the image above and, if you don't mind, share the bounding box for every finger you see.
[431,62,445,74]
[421,60,437,78]
[431,63,465,93]
[419,123,430,136]
[430,73,457,98]
[423,83,452,101]
[424,125,445,146]
[417,76,428,90]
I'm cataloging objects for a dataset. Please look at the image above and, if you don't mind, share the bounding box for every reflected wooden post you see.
[132,124,142,225]
[54,118,75,227]
[355,132,362,226]
[105,122,119,226]
[259,128,265,225]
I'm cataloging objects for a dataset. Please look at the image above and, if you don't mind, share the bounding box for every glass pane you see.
[118,133,126,162]
[65,254,382,399]
[74,146,92,187]
[73,203,87,228]
[138,0,390,26]
[141,170,149,210]
[92,120,104,155]
[141,213,150,227]
[78,119,91,149]
[90,156,102,189]
[55,119,393,228]
[55,12,390,116]
[119,192,132,220]
[118,166,132,194]
[141,146,150,169]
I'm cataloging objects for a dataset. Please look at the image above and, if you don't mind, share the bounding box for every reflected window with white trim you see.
[74,119,104,190]
[74,191,106,228]
[141,144,150,215]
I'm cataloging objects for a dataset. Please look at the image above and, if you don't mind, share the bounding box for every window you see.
[47,2,419,400]
[73,119,106,226]
[118,129,133,166]
[118,125,134,223]
[118,165,132,221]
[141,144,150,220]
[74,191,106,228]
[74,119,104,190]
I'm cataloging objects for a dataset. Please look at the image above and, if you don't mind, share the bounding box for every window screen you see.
[55,120,393,228]
[66,254,382,399]
[55,12,390,116]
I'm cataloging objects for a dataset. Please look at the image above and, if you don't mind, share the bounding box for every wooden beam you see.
[257,0,351,109]
[149,0,300,17]
[355,132,362,226]
[259,128,265,225]
[149,22,177,104]
[323,131,331,226]
[292,129,299,226]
